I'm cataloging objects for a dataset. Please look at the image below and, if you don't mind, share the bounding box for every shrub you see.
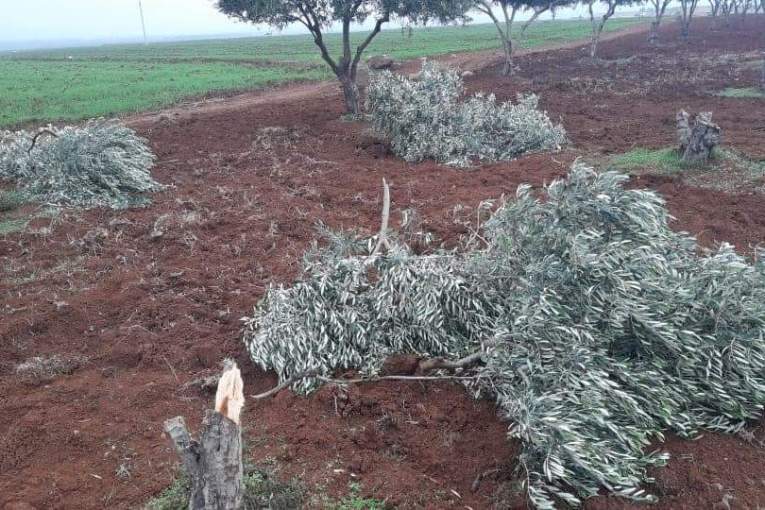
[243,162,765,508]
[366,61,566,167]
[0,120,163,208]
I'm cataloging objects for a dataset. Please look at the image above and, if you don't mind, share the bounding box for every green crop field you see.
[0,17,644,128]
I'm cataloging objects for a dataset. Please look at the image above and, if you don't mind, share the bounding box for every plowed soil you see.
[2,17,765,510]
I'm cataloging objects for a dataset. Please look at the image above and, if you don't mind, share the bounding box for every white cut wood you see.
[164,361,244,509]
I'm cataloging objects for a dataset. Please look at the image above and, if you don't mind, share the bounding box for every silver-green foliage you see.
[244,233,499,393]
[480,165,765,507]
[243,162,765,508]
[0,120,162,208]
[366,62,566,167]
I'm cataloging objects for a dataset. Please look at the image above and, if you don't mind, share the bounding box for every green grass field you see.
[0,17,644,128]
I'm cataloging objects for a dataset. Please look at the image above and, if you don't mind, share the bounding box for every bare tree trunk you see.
[340,75,361,115]
[761,52,765,91]
[649,0,671,44]
[677,110,721,163]
[679,0,699,39]
[588,0,617,60]
[301,6,389,115]
[501,38,514,75]
[477,0,517,76]
[164,362,245,510]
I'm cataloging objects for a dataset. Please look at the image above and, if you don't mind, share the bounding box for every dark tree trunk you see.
[340,75,361,115]
[649,21,660,44]
[164,362,244,510]
[677,110,721,163]
[165,412,243,510]
[501,38,513,76]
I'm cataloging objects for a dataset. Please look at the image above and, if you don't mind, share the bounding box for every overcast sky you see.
[2,0,262,42]
[1,0,646,47]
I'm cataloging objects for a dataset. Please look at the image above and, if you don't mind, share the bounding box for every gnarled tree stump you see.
[164,361,244,510]
[677,110,721,163]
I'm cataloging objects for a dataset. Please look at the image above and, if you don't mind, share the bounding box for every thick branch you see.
[250,351,485,399]
[351,12,390,75]
[298,4,339,75]
[417,351,485,372]
[521,5,550,35]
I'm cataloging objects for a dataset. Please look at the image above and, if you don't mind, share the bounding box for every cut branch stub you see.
[164,361,244,510]
[677,110,721,163]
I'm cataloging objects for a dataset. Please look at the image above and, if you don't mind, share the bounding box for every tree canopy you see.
[217,0,472,113]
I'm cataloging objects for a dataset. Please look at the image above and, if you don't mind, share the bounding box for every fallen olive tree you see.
[366,61,566,167]
[243,163,765,508]
[0,120,162,208]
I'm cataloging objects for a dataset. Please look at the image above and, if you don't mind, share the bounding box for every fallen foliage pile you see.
[366,61,566,167]
[0,120,162,208]
[243,163,765,508]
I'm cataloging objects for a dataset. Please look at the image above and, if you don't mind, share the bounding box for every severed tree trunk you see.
[677,110,721,163]
[164,361,245,510]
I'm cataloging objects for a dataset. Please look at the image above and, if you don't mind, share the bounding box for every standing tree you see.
[475,0,522,75]
[217,0,471,115]
[586,0,630,59]
[647,0,672,43]
[679,0,700,38]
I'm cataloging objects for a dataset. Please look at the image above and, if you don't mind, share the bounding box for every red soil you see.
[1,17,765,510]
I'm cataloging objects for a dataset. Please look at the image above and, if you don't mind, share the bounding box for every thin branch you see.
[417,351,485,372]
[351,12,390,74]
[28,129,58,154]
[318,374,479,384]
[251,369,321,400]
[250,351,485,400]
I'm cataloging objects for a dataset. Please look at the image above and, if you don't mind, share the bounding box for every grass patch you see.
[323,482,386,510]
[0,218,27,235]
[609,146,765,193]
[146,467,304,510]
[609,147,690,173]
[0,61,326,127]
[0,18,644,127]
[715,87,765,99]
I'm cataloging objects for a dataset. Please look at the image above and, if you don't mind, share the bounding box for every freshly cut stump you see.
[677,110,721,163]
[164,361,244,510]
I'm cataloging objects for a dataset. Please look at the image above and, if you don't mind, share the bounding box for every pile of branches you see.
[243,163,765,508]
[366,61,566,167]
[0,120,162,208]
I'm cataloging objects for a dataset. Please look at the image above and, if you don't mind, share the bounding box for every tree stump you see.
[164,361,244,510]
[676,110,721,163]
